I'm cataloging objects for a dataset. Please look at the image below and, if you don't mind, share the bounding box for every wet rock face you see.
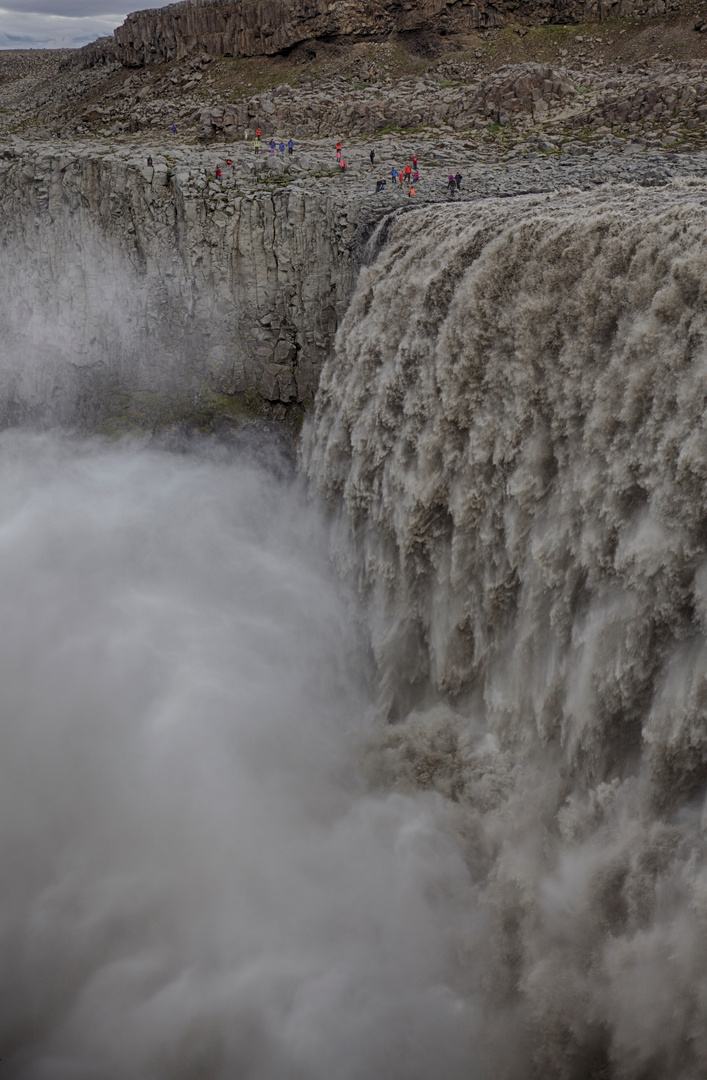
[113,0,681,67]
[0,144,364,421]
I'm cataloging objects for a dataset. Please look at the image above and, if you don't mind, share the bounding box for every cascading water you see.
[303,181,707,1078]
[4,179,707,1079]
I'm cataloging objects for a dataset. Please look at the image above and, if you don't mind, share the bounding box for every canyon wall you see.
[113,0,682,68]
[0,142,369,424]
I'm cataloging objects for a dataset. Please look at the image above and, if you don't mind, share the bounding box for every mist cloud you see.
[0,432,488,1080]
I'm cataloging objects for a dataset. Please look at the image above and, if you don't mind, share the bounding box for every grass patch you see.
[96,385,264,438]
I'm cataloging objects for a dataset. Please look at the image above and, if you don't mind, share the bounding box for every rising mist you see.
[0,432,488,1080]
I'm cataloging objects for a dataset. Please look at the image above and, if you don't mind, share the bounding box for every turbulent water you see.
[5,181,707,1079]
[304,182,707,1078]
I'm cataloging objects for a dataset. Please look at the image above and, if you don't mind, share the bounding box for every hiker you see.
[215,167,222,179]
[399,170,404,185]
[409,185,415,197]
[146,155,153,167]
[412,153,418,167]
[413,169,419,182]
[370,148,375,165]
[278,141,285,155]
[226,158,233,166]
[254,137,261,153]
[390,167,397,183]
[256,127,261,139]
[336,141,342,162]
[340,158,348,174]
[172,124,177,135]
[270,139,276,154]
[404,163,412,183]
[288,138,294,155]
[455,171,463,190]
[447,173,456,194]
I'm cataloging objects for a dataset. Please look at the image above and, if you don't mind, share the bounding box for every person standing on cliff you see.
[370,148,375,165]
[278,141,285,155]
[390,167,397,183]
[288,138,294,155]
[172,124,177,135]
[336,141,342,162]
[340,158,347,175]
[147,155,153,167]
[256,127,261,140]
[254,137,260,154]
[270,139,276,154]
[455,171,463,191]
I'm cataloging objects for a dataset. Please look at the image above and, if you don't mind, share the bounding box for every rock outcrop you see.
[115,0,502,68]
[113,0,684,68]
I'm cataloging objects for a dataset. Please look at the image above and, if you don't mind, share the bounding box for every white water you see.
[304,183,707,1078]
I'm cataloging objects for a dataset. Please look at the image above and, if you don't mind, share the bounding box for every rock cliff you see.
[0,141,370,425]
[113,0,683,67]
[115,0,501,68]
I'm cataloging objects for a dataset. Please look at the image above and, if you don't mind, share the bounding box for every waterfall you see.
[303,181,707,1077]
[4,177,707,1077]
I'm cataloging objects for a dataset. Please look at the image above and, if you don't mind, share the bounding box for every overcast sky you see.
[0,0,159,48]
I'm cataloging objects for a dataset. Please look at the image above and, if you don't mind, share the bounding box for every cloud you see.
[0,0,161,48]
[1,0,123,16]
[0,10,121,48]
